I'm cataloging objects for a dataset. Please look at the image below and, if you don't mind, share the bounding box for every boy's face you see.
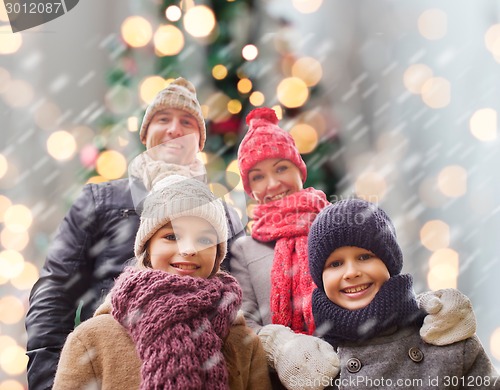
[148,216,218,279]
[322,246,390,310]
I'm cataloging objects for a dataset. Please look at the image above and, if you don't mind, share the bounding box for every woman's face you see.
[322,246,390,310]
[147,216,218,278]
[247,158,304,204]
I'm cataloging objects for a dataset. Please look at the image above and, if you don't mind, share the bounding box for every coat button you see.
[346,357,362,373]
[408,347,424,362]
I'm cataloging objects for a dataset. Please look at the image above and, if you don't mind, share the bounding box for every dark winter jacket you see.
[25,178,244,390]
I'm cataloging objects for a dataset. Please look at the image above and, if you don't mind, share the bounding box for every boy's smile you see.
[322,246,390,310]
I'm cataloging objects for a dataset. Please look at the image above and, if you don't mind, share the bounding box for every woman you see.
[53,175,271,390]
[230,107,477,390]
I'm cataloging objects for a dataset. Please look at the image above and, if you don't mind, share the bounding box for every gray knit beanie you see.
[308,198,403,290]
[139,77,206,150]
[135,175,227,273]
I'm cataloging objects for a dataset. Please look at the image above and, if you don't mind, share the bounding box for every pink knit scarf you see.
[111,267,242,390]
[251,187,329,335]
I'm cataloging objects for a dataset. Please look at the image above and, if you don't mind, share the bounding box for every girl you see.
[308,198,498,389]
[231,107,479,389]
[53,175,271,390]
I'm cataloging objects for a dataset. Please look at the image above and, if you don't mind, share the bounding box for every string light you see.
[183,5,216,38]
[47,131,77,161]
[420,220,450,251]
[242,44,258,61]
[418,9,447,40]
[437,165,467,198]
[96,150,127,180]
[403,64,433,94]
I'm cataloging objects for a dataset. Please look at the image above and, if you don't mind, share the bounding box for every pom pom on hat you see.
[308,198,403,291]
[139,77,206,150]
[237,107,307,197]
[135,175,228,275]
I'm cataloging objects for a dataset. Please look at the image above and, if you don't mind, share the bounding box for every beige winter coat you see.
[53,300,272,390]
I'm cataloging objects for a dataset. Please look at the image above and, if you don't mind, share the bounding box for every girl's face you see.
[322,246,390,310]
[248,158,304,204]
[148,216,218,279]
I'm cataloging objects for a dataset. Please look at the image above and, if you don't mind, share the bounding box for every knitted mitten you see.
[259,324,339,390]
[417,288,476,346]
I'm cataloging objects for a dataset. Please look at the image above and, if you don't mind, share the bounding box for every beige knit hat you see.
[134,175,228,274]
[139,77,206,150]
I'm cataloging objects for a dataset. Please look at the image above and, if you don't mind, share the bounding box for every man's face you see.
[143,108,201,164]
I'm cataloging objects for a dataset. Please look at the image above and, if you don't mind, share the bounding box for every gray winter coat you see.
[230,236,275,333]
[327,326,499,390]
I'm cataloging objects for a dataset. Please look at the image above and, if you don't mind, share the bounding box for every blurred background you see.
[1,0,500,387]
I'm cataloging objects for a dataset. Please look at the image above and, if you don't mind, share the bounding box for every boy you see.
[308,198,499,390]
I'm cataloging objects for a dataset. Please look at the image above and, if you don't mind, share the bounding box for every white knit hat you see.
[139,77,206,150]
[134,175,228,273]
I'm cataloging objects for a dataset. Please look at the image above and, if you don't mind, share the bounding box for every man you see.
[25,78,244,390]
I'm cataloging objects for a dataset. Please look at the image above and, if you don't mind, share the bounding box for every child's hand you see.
[258,324,339,390]
[417,288,476,345]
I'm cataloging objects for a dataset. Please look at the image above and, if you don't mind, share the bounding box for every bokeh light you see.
[249,91,265,106]
[2,79,34,108]
[121,16,153,48]
[0,195,12,223]
[47,130,77,161]
[165,5,182,22]
[96,150,127,180]
[3,205,32,233]
[421,77,450,108]
[354,172,387,202]
[289,123,318,154]
[0,250,24,279]
[491,328,500,360]
[403,64,433,94]
[242,44,258,61]
[10,261,39,290]
[86,176,108,184]
[418,9,447,40]
[420,220,450,251]
[204,92,231,122]
[469,108,497,142]
[237,78,252,94]
[0,0,9,21]
[0,345,28,375]
[0,296,24,324]
[183,5,216,38]
[212,64,228,80]
[484,24,500,55]
[272,105,283,120]
[226,159,244,192]
[418,176,448,208]
[292,0,323,14]
[0,380,24,390]
[34,100,62,131]
[139,76,168,104]
[79,144,99,168]
[0,26,22,54]
[437,165,467,198]
[128,116,139,132]
[277,77,309,108]
[154,25,184,56]
[0,154,7,179]
[427,248,459,290]
[0,228,29,251]
[292,57,322,87]
[227,99,242,115]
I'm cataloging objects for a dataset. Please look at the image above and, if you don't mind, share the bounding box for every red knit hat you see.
[237,107,307,197]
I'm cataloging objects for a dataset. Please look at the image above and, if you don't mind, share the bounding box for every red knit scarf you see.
[251,187,329,335]
[111,267,242,390]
